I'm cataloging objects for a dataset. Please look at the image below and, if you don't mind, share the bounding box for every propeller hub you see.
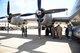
[36,9,45,18]
[36,10,42,15]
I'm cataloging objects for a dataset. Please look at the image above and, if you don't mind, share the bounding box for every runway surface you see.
[0,29,80,53]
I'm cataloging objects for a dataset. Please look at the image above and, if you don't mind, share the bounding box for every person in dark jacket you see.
[65,26,69,39]
[68,24,73,40]
[21,26,24,36]
[45,25,51,36]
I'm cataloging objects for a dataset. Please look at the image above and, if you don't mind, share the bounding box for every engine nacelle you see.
[36,14,53,27]
[10,15,23,25]
[10,14,53,27]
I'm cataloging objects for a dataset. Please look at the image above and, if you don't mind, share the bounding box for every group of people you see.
[21,23,73,40]
[45,24,62,39]
[21,26,27,37]
[45,23,73,40]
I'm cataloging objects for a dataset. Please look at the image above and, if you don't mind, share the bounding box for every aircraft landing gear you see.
[45,26,53,36]
[45,28,49,36]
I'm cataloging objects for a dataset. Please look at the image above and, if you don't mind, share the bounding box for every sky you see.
[0,0,76,20]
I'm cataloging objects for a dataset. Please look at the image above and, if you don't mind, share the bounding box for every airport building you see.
[0,20,17,30]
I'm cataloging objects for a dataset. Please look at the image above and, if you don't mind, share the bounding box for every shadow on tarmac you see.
[0,33,80,53]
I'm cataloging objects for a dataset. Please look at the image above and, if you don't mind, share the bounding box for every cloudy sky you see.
[0,0,76,19]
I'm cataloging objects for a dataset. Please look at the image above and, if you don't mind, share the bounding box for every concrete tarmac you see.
[0,29,80,53]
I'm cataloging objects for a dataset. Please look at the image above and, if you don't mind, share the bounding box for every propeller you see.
[7,1,10,32]
[0,1,21,32]
[0,1,12,32]
[0,1,10,32]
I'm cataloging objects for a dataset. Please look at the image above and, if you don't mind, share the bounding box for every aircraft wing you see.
[52,17,69,22]
[43,8,68,14]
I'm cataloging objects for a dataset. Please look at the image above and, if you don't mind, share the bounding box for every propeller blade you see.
[21,13,35,16]
[9,13,20,17]
[0,17,6,19]
[44,8,68,14]
[38,0,41,10]
[7,1,10,15]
